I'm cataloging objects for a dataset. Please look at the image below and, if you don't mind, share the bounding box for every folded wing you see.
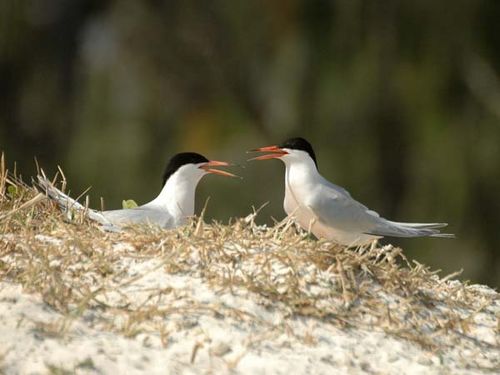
[38,175,175,230]
[309,179,454,239]
[102,207,175,228]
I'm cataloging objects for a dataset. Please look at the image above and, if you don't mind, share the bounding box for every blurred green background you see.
[1,1,499,288]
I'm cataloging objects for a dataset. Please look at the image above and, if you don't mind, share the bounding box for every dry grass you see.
[0,155,498,369]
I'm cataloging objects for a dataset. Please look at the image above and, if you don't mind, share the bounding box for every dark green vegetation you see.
[0,1,499,286]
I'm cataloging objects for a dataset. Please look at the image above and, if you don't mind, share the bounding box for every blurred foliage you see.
[1,0,499,287]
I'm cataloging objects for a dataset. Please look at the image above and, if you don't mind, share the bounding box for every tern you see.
[38,152,236,230]
[250,137,454,246]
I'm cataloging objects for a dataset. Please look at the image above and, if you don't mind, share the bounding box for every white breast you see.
[283,161,378,246]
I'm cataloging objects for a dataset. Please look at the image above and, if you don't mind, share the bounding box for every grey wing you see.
[308,179,383,233]
[102,207,175,228]
[311,178,454,238]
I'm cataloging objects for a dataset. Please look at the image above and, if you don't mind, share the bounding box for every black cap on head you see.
[162,152,209,186]
[280,137,317,167]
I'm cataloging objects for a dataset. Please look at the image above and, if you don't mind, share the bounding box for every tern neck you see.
[148,172,202,219]
[284,157,320,179]
[284,157,321,195]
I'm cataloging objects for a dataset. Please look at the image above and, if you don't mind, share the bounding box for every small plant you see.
[122,199,138,209]
[7,184,18,199]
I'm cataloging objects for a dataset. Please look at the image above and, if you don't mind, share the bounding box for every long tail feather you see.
[390,221,448,229]
[429,233,456,239]
[366,219,454,239]
[37,175,112,225]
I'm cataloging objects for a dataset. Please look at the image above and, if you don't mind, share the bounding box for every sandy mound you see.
[0,165,498,374]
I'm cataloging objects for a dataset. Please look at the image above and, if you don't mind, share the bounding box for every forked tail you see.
[367,220,455,238]
[37,175,112,226]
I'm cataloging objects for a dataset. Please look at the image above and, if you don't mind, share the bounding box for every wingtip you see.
[430,233,456,239]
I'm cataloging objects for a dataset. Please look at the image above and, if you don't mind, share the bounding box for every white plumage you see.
[38,153,235,230]
[252,138,454,246]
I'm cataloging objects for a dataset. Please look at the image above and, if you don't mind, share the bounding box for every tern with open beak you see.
[249,137,454,246]
[39,152,237,230]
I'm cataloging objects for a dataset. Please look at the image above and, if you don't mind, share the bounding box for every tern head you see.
[249,137,318,168]
[162,152,236,186]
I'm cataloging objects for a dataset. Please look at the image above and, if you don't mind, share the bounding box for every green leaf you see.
[122,199,138,209]
[7,185,18,198]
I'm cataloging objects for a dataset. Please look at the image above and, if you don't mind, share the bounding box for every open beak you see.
[200,160,238,178]
[247,145,288,161]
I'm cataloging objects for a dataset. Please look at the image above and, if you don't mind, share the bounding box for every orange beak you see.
[200,160,238,177]
[247,145,288,161]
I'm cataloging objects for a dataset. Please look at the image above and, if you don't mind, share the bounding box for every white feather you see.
[278,149,454,246]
